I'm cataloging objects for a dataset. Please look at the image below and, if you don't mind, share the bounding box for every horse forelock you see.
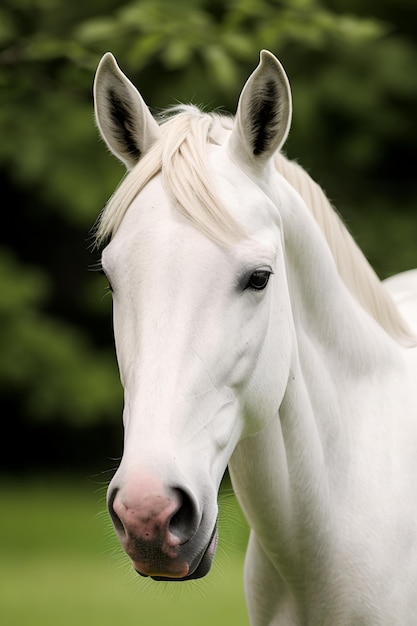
[95,106,244,247]
[95,105,415,347]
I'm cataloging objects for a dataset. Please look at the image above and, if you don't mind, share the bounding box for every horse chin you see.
[136,526,218,583]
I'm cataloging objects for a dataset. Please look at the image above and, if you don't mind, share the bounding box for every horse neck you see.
[281,183,404,514]
[282,186,400,419]
[230,181,403,583]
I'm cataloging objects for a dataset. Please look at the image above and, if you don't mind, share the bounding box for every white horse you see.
[93,50,417,624]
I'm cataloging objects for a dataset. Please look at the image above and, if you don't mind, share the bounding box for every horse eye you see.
[246,268,272,291]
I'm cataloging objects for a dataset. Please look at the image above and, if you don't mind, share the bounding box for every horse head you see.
[94,51,294,580]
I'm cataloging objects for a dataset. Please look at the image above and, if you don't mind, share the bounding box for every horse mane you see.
[95,105,415,347]
[272,152,416,347]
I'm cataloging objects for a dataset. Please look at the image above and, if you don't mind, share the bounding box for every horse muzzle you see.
[137,525,218,581]
[107,479,218,581]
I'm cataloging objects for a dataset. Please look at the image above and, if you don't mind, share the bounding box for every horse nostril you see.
[107,487,126,537]
[107,483,199,547]
[169,488,198,544]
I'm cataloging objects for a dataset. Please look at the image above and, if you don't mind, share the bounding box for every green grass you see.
[0,476,250,626]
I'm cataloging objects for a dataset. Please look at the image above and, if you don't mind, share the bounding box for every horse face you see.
[95,49,293,581]
[102,161,293,579]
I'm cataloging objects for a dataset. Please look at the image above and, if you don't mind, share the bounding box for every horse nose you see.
[108,483,200,577]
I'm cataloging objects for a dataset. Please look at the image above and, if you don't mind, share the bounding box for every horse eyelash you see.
[88,261,113,292]
[88,260,104,273]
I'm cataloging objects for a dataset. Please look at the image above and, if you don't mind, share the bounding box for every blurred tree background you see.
[1,0,416,475]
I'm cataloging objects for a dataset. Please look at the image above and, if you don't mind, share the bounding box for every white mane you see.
[96,105,415,347]
[96,107,244,247]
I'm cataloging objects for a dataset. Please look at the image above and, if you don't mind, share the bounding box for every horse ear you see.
[93,53,160,170]
[228,50,292,168]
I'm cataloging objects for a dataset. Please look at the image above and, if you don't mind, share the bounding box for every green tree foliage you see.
[1,0,416,430]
